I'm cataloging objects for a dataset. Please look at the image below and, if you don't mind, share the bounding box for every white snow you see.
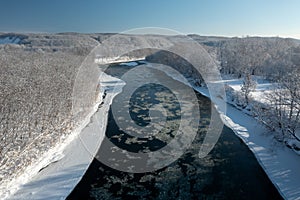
[95,56,144,64]
[220,75,274,104]
[0,36,21,44]
[3,72,125,200]
[220,75,300,150]
[286,139,300,156]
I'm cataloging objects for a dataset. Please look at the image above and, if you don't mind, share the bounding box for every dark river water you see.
[67,61,282,200]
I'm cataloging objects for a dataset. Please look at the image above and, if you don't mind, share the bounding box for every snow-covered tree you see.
[241,74,257,106]
[254,67,300,142]
[0,35,98,188]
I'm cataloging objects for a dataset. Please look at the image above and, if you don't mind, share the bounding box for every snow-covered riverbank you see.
[151,63,300,200]
[3,72,125,200]
[197,86,300,200]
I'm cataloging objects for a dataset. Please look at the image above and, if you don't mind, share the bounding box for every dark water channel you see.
[67,61,282,200]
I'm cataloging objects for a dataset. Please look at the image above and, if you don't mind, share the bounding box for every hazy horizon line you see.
[0,30,299,40]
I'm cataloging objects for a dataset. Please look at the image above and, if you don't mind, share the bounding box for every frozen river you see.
[67,61,282,200]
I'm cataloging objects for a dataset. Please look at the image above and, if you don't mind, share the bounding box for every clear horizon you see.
[0,0,300,39]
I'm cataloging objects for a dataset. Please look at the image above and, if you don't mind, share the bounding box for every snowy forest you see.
[215,36,300,145]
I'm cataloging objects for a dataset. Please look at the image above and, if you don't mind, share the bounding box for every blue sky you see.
[0,0,299,38]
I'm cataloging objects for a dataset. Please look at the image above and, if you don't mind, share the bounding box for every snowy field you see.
[220,75,273,103]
